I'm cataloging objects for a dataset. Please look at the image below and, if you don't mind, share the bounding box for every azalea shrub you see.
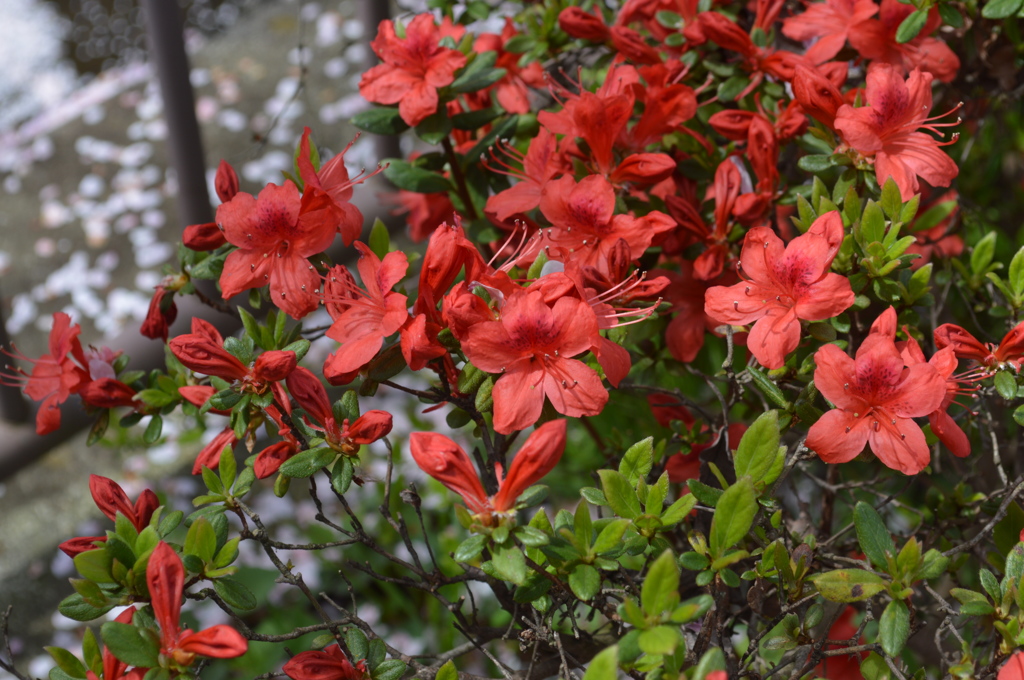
[6,1,1024,679]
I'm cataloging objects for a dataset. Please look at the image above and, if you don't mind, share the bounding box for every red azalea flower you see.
[806,310,946,474]
[834,64,959,200]
[147,541,247,667]
[935,320,1024,372]
[460,289,607,434]
[484,128,568,223]
[283,644,370,680]
[410,419,566,517]
[58,475,159,557]
[1001,652,1024,680]
[1,311,89,435]
[87,607,147,680]
[217,180,339,319]
[359,14,468,126]
[538,174,674,274]
[705,211,854,369]
[782,0,878,64]
[323,242,409,385]
[286,366,393,454]
[295,127,369,246]
[848,0,959,83]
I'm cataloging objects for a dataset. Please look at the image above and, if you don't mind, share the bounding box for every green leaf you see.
[382,160,453,194]
[582,645,618,680]
[747,366,790,408]
[860,200,886,244]
[454,534,488,562]
[279,446,336,478]
[351,107,409,135]
[489,543,527,585]
[46,646,88,679]
[671,594,714,623]
[642,549,680,615]
[414,110,453,145]
[996,371,1017,400]
[733,411,780,484]
[592,518,631,553]
[374,659,408,680]
[854,501,896,571]
[368,218,391,260]
[810,569,888,602]
[938,2,964,25]
[879,599,910,657]
[214,576,257,611]
[450,52,506,93]
[331,456,355,496]
[638,626,679,655]
[798,154,835,173]
[569,564,601,601]
[58,593,115,622]
[347,627,369,660]
[100,621,159,668]
[895,8,928,43]
[972,232,998,277]
[619,437,654,486]
[661,494,697,526]
[598,470,641,519]
[435,660,458,680]
[880,177,903,220]
[183,516,216,564]
[982,0,1024,18]
[709,477,757,559]
[1008,247,1024,298]
[716,74,750,102]
[74,549,113,584]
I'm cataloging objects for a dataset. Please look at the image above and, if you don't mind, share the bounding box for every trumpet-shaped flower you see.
[410,419,566,516]
[704,211,854,369]
[834,64,959,201]
[147,541,247,667]
[323,242,409,384]
[461,289,607,434]
[359,14,467,126]
[806,310,946,474]
[217,180,340,319]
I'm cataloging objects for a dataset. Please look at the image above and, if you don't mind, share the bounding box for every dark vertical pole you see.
[357,0,400,161]
[140,0,213,227]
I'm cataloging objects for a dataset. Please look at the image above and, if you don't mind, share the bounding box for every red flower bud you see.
[558,7,610,42]
[708,110,756,141]
[283,644,370,680]
[609,26,661,65]
[183,222,228,251]
[409,432,489,514]
[347,410,393,445]
[286,366,333,425]
[610,153,676,184]
[214,160,240,203]
[140,285,178,341]
[253,350,298,383]
[79,378,137,409]
[792,65,845,130]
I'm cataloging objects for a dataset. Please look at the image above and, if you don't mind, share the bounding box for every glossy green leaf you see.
[709,477,757,559]
[854,501,895,571]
